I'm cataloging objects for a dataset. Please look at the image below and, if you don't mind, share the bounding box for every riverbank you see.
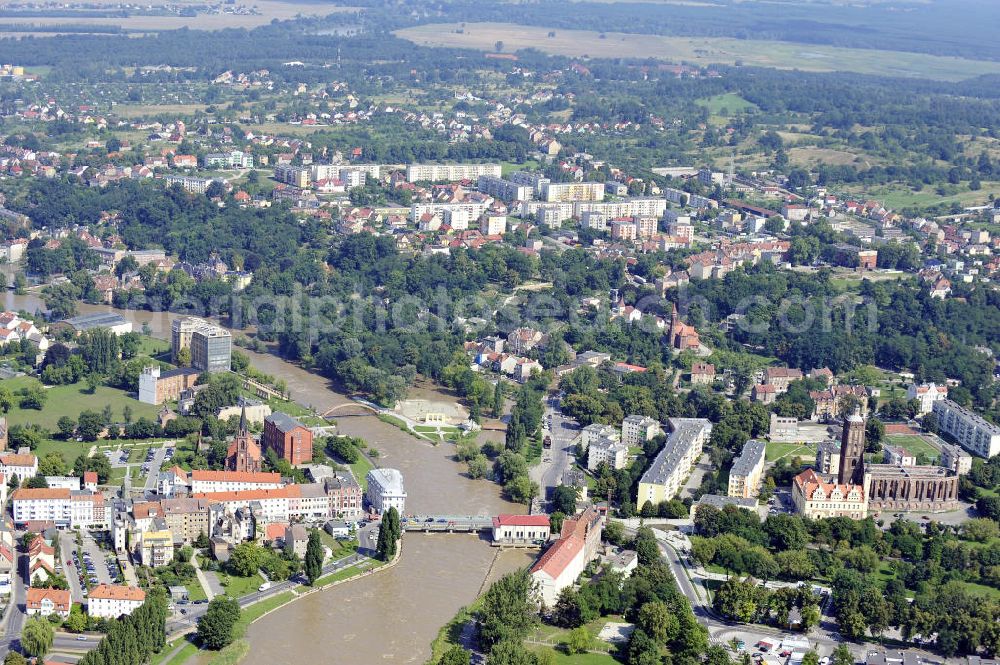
[1,288,526,664]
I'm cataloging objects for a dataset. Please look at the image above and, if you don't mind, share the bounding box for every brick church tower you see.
[838,412,866,486]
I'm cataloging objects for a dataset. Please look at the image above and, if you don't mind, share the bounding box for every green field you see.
[696,93,757,116]
[350,454,375,490]
[396,23,1000,81]
[886,434,939,461]
[218,572,264,598]
[765,441,817,462]
[526,647,619,665]
[4,377,160,430]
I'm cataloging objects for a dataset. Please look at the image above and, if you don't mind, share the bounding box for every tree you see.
[633,527,660,566]
[305,529,324,584]
[3,652,27,665]
[637,601,678,643]
[227,542,263,577]
[56,416,76,440]
[832,644,854,665]
[467,454,489,479]
[21,617,54,657]
[565,626,593,654]
[551,485,577,515]
[477,569,537,649]
[376,506,401,561]
[77,410,104,441]
[13,272,26,295]
[64,605,88,633]
[197,596,241,650]
[439,646,471,665]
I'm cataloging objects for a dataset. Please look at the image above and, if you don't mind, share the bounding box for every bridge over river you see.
[401,515,495,533]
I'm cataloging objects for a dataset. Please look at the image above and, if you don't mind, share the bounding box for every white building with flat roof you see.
[366,468,406,514]
[932,399,1000,458]
[636,418,711,508]
[406,163,501,183]
[622,415,661,448]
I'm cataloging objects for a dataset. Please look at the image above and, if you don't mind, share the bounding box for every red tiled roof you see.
[89,584,145,602]
[12,488,70,501]
[530,535,583,580]
[493,514,550,528]
[190,470,280,484]
[26,587,70,611]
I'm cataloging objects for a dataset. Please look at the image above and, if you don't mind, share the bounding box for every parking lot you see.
[99,440,175,490]
[62,531,123,603]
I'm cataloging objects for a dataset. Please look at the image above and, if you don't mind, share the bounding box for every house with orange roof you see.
[26,587,71,618]
[189,470,282,494]
[791,468,867,520]
[88,584,146,619]
[529,505,604,606]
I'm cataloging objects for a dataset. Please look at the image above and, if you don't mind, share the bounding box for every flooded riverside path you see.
[2,289,534,664]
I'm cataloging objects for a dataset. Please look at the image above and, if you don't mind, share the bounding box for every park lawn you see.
[218,571,263,598]
[960,581,1000,600]
[526,647,620,665]
[107,466,128,485]
[152,638,199,665]
[318,531,358,559]
[4,378,160,430]
[137,334,170,358]
[527,616,617,654]
[33,437,92,466]
[315,559,378,587]
[184,579,208,602]
[350,454,375,490]
[765,441,817,462]
[886,434,939,461]
[238,590,296,630]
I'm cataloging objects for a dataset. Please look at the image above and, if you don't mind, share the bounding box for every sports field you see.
[886,434,939,461]
[765,441,818,463]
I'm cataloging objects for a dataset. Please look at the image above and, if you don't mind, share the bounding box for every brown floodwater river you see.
[2,287,533,664]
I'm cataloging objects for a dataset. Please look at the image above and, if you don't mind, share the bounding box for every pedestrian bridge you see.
[401,515,494,533]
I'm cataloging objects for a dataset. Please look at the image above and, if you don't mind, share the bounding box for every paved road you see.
[532,395,578,505]
[163,551,370,637]
[0,552,28,654]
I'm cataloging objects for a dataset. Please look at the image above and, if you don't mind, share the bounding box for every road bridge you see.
[401,515,495,533]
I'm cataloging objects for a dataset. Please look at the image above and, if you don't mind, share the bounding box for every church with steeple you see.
[226,404,262,473]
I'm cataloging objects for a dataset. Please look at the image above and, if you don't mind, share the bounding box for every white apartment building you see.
[516,200,574,223]
[411,202,491,226]
[727,439,767,499]
[932,399,1000,458]
[44,476,81,490]
[477,175,533,202]
[907,383,948,415]
[11,488,104,528]
[622,415,662,448]
[541,181,605,203]
[509,171,550,196]
[580,423,619,451]
[479,214,507,236]
[573,198,668,219]
[587,437,629,471]
[636,418,711,508]
[189,470,283,494]
[88,585,146,619]
[366,468,406,514]
[406,163,501,183]
[0,452,38,483]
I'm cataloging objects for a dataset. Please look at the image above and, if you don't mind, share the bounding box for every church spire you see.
[239,402,248,434]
